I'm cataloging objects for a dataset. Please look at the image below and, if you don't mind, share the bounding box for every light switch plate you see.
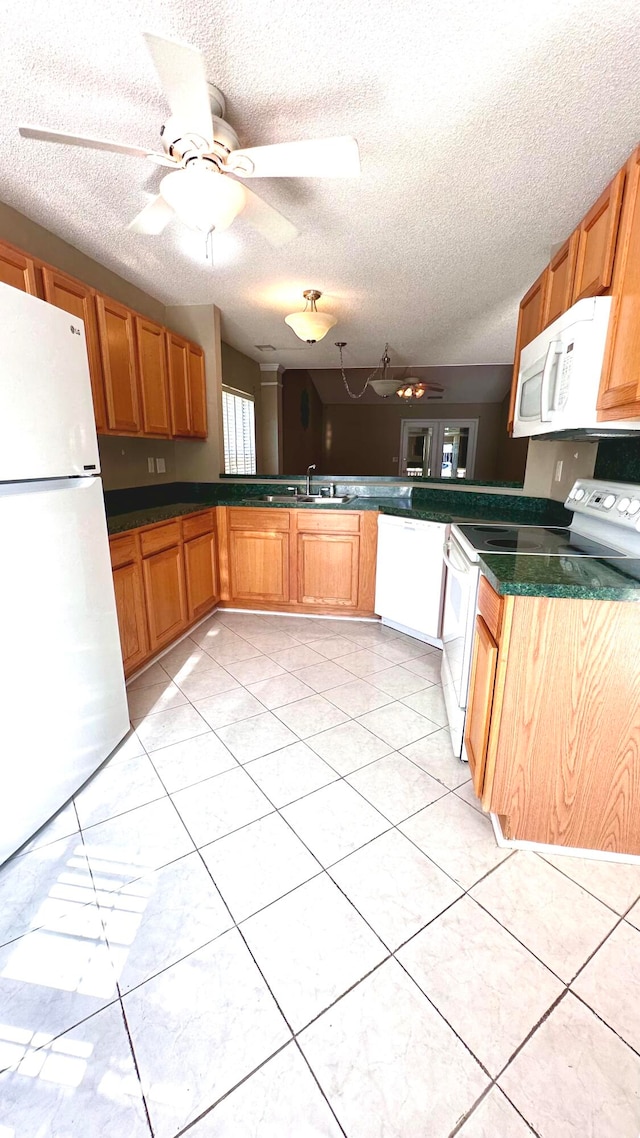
[147,457,155,473]
[156,457,166,473]
[554,460,563,482]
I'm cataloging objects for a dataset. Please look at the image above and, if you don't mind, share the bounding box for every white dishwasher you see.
[374,514,446,643]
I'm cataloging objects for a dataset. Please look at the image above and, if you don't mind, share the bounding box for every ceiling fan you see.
[19,33,361,247]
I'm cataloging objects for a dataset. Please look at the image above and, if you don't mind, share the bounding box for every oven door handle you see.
[443,538,472,575]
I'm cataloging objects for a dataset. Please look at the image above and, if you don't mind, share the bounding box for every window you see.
[222,388,256,474]
[399,420,478,479]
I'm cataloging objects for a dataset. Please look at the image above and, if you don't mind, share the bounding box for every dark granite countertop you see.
[480,553,640,601]
[106,495,557,535]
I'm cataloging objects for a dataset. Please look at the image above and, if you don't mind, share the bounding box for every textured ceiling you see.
[5,0,640,374]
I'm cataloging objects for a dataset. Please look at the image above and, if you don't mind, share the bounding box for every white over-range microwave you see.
[512,296,640,438]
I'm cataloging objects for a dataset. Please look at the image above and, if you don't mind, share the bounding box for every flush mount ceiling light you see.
[285,290,337,343]
[335,342,444,400]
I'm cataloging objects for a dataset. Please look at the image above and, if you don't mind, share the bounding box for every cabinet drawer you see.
[477,574,503,641]
[296,510,361,534]
[140,519,182,556]
[228,508,290,531]
[182,509,215,540]
[109,533,138,568]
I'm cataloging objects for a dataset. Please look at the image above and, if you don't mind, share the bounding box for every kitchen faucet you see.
[306,464,316,495]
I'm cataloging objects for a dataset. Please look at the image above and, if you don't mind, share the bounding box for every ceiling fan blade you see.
[239,186,298,247]
[227,136,360,178]
[128,195,175,235]
[18,125,176,166]
[144,33,214,146]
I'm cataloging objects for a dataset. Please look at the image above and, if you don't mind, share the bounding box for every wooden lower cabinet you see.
[184,530,219,620]
[297,532,359,607]
[465,574,640,855]
[142,544,188,653]
[465,615,498,799]
[229,529,290,604]
[109,505,380,678]
[220,507,378,615]
[109,534,149,677]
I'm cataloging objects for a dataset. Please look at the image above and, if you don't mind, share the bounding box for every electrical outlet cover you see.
[156,457,166,473]
[147,457,155,473]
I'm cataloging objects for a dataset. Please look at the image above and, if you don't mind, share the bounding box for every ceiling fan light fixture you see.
[160,163,246,233]
[285,289,337,343]
[369,378,404,397]
[396,380,427,399]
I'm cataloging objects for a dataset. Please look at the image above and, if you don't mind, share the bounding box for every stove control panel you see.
[566,479,640,532]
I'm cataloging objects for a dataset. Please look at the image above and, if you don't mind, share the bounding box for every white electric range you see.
[441,478,640,757]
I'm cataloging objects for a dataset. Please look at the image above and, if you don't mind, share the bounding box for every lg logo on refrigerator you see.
[69,325,81,335]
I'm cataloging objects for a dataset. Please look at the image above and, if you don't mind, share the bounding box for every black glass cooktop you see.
[457,524,628,558]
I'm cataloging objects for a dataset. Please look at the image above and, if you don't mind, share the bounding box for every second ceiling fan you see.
[20,32,361,247]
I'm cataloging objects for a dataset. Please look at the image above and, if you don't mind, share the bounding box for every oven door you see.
[441,530,480,756]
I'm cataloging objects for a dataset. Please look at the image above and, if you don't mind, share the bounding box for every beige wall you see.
[0,202,165,321]
[494,392,529,482]
[260,368,284,475]
[282,370,324,474]
[98,436,177,490]
[166,305,224,484]
[319,401,508,479]
[221,341,263,471]
[523,438,598,501]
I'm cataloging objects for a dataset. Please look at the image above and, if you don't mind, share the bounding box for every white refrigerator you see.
[0,283,129,865]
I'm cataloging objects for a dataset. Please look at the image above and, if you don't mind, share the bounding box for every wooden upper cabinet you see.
[572,167,625,302]
[95,295,141,434]
[187,343,207,437]
[542,231,579,328]
[507,268,548,432]
[167,333,191,436]
[597,147,640,419]
[41,267,107,432]
[0,240,39,295]
[167,332,208,437]
[135,316,171,437]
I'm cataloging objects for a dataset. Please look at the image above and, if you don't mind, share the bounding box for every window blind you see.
[222,389,257,474]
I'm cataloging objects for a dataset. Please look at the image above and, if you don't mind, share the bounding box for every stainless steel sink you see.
[241,495,298,503]
[297,495,353,504]
[242,494,353,505]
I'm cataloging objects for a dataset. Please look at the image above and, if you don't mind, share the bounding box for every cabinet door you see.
[135,316,171,437]
[0,240,39,294]
[188,343,207,437]
[572,167,625,302]
[184,531,218,620]
[507,269,548,432]
[112,561,149,676]
[229,530,290,604]
[167,333,191,436]
[542,231,578,328]
[597,149,640,419]
[143,545,188,652]
[42,267,107,432]
[464,615,499,799]
[96,295,141,433]
[297,532,360,607]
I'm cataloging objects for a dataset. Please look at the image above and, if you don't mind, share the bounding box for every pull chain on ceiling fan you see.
[19,32,361,247]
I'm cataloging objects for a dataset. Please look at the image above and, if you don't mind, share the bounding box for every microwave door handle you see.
[540,340,562,422]
[551,344,567,412]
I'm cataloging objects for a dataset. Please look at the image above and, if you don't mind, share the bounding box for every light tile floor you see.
[2,611,640,1136]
